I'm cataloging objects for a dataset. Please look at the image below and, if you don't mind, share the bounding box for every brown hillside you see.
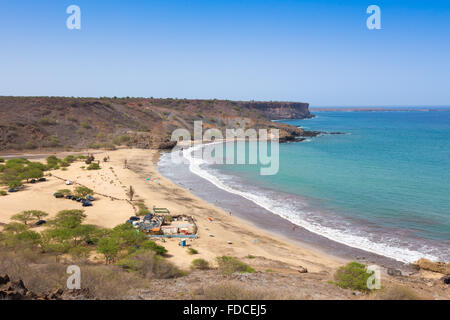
[0,96,313,151]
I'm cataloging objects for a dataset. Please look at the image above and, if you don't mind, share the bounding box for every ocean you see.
[159,110,450,264]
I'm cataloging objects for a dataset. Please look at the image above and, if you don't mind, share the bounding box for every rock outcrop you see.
[0,274,94,300]
[413,259,450,275]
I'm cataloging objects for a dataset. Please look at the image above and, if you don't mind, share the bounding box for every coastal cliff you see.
[244,101,313,120]
[0,97,314,151]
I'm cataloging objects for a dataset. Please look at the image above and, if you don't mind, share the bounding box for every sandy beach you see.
[0,148,344,273]
[1,148,449,300]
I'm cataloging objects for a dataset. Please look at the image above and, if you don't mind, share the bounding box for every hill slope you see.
[0,97,313,151]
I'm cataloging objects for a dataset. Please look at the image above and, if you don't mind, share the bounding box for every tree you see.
[51,209,86,229]
[74,186,93,198]
[111,223,146,250]
[11,211,34,225]
[3,222,28,234]
[97,237,120,264]
[19,168,43,182]
[72,224,101,246]
[15,230,41,245]
[26,210,49,221]
[1,168,22,187]
[126,185,135,201]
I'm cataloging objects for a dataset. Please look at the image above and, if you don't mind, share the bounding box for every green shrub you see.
[64,155,76,163]
[53,192,64,198]
[141,240,167,255]
[191,258,210,270]
[74,186,93,197]
[331,262,373,292]
[216,256,255,275]
[46,135,61,147]
[59,160,70,168]
[23,141,37,150]
[57,189,72,196]
[87,163,101,170]
[136,202,150,216]
[81,121,91,129]
[0,190,7,196]
[0,158,4,163]
[38,118,57,126]
[113,135,131,145]
[187,248,198,255]
[8,180,23,188]
[117,251,184,279]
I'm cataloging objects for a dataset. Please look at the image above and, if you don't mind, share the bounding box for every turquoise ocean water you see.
[193,110,450,263]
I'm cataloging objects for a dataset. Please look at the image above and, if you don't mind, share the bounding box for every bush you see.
[38,118,57,126]
[136,202,150,216]
[187,248,198,255]
[23,141,37,150]
[8,180,22,188]
[216,256,255,275]
[64,155,76,163]
[74,186,93,197]
[191,258,209,270]
[0,158,4,163]
[376,285,425,300]
[117,251,184,279]
[87,163,101,170]
[113,135,131,145]
[0,190,7,196]
[199,282,272,300]
[81,121,91,129]
[57,189,72,196]
[141,240,168,255]
[331,262,373,292]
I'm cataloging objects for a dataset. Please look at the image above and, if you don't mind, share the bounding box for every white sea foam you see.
[179,143,441,264]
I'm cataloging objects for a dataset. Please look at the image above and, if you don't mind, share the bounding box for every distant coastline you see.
[310,107,450,112]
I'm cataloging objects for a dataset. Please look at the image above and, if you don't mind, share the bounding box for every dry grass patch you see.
[375,285,427,300]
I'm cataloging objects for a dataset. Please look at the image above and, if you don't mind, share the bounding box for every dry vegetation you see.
[0,96,311,152]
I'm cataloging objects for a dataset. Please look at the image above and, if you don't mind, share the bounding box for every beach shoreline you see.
[0,148,344,273]
[157,147,411,271]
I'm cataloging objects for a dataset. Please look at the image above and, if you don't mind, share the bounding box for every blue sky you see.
[0,0,449,106]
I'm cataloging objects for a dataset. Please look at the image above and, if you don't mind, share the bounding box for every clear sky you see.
[0,0,449,106]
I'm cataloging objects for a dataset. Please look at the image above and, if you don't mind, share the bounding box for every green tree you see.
[72,224,101,246]
[3,222,28,234]
[19,168,43,182]
[141,240,167,255]
[97,237,120,264]
[15,230,41,245]
[109,223,147,255]
[74,186,94,198]
[11,211,34,225]
[26,210,49,221]
[51,209,86,229]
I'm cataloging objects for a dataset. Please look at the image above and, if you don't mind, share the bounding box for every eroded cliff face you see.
[243,102,313,120]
